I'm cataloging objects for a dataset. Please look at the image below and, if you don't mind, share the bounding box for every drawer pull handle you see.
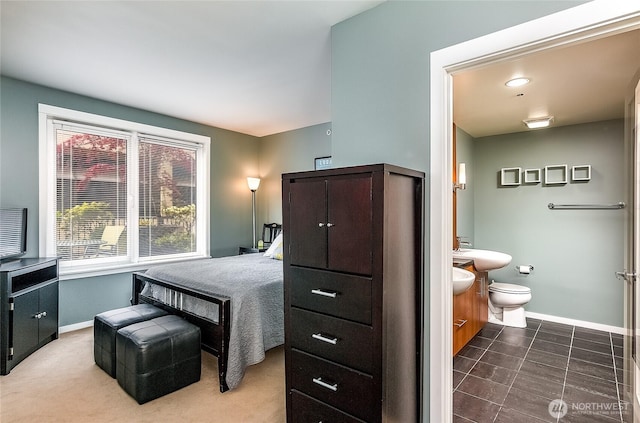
[311,289,337,298]
[312,333,338,345]
[453,319,467,328]
[312,377,338,392]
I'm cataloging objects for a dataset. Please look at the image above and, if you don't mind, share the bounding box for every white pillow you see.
[263,233,283,257]
[272,242,283,260]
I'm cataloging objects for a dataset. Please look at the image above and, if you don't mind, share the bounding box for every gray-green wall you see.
[472,120,625,326]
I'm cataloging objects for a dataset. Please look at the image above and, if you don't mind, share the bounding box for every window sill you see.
[58,255,210,281]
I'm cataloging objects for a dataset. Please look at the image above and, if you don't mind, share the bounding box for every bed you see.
[131,252,284,392]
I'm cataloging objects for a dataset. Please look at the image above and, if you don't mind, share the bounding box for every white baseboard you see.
[59,320,93,334]
[525,311,625,335]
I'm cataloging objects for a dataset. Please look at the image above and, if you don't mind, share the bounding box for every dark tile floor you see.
[453,318,632,423]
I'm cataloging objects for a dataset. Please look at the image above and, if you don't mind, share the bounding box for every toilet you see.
[488,282,532,328]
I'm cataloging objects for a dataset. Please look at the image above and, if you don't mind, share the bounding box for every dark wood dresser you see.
[282,164,424,422]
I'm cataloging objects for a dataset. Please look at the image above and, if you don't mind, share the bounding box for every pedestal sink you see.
[452,267,475,295]
[452,248,512,271]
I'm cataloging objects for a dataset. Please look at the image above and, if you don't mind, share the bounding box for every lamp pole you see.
[251,189,257,248]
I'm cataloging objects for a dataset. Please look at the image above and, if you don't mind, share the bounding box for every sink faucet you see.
[456,237,472,250]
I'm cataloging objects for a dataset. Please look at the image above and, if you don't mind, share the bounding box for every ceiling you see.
[2,2,638,139]
[453,29,640,138]
[0,0,383,137]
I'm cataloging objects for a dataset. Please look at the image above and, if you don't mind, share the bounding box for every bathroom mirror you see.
[454,124,475,248]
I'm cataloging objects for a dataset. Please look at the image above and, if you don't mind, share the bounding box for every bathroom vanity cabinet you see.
[475,269,489,332]
[283,164,424,423]
[453,265,488,356]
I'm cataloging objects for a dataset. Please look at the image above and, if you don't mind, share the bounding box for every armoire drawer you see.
[289,266,372,324]
[290,307,374,374]
[290,349,376,423]
[289,389,366,423]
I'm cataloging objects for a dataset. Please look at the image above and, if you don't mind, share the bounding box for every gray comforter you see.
[142,254,284,390]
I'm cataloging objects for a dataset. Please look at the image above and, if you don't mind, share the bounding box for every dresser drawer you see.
[290,350,376,423]
[289,266,372,324]
[289,390,366,423]
[290,307,374,374]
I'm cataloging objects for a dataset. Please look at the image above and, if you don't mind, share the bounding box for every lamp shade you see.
[247,177,261,191]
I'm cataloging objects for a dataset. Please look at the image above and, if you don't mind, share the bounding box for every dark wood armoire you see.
[282,163,424,422]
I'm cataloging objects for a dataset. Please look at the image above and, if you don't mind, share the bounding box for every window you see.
[39,104,210,277]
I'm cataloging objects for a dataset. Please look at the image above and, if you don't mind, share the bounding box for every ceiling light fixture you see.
[523,116,554,129]
[505,77,530,87]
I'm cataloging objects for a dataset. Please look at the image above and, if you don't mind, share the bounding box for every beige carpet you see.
[0,328,286,422]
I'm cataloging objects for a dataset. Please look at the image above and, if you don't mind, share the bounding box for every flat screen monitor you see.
[0,208,27,262]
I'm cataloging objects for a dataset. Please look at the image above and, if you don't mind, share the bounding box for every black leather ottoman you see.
[115,314,201,404]
[94,304,168,378]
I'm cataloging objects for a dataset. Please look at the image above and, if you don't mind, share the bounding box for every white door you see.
[623,76,640,422]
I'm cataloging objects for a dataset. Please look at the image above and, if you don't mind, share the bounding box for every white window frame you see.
[38,104,210,279]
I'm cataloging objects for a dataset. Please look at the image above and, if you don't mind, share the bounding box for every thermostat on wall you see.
[315,156,332,170]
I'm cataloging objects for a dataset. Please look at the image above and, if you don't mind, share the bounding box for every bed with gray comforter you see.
[132,253,283,392]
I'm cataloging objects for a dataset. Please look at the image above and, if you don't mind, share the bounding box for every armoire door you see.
[288,175,373,275]
[326,176,373,275]
[288,179,327,269]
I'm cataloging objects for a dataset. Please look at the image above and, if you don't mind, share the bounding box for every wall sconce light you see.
[247,177,261,248]
[453,163,466,191]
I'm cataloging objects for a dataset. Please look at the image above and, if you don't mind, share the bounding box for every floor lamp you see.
[247,177,261,248]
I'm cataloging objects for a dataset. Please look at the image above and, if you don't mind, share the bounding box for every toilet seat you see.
[489,282,531,294]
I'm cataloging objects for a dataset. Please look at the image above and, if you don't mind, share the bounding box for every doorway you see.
[428,2,640,422]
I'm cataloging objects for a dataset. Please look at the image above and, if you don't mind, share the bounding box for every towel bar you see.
[547,202,625,210]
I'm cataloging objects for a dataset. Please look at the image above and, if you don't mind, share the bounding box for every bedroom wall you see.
[258,122,332,228]
[0,76,261,326]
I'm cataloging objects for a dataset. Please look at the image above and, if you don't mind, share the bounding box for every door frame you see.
[428,2,640,422]
[627,75,640,421]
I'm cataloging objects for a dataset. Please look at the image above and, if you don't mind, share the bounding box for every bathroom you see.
[454,118,625,330]
[447,26,638,421]
[451,117,629,422]
[448,28,640,334]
